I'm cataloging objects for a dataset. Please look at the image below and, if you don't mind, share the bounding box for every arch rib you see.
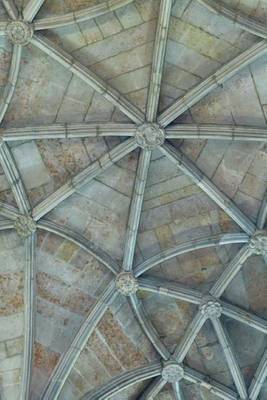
[211,318,247,399]
[138,276,202,304]
[0,141,30,214]
[23,0,46,22]
[80,362,162,400]
[160,143,255,235]
[2,123,136,141]
[174,311,206,362]
[122,149,151,271]
[146,0,172,122]
[32,138,137,220]
[158,40,267,127]
[21,233,36,400]
[210,244,252,297]
[37,220,120,275]
[0,201,20,220]
[165,124,267,142]
[31,34,144,124]
[139,276,267,334]
[129,294,170,360]
[197,0,267,39]
[172,382,185,400]
[0,44,22,124]
[134,233,249,276]
[2,0,18,20]
[41,282,118,400]
[0,219,14,230]
[249,350,267,400]
[257,191,267,229]
[184,366,238,400]
[33,0,134,31]
[139,376,166,400]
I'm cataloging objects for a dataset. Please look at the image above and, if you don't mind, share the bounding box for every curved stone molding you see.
[2,123,137,141]
[116,272,139,295]
[34,0,134,30]
[158,40,267,127]
[162,362,184,383]
[197,0,267,40]
[14,215,36,239]
[200,296,222,319]
[134,233,249,276]
[135,123,165,149]
[165,124,267,142]
[31,34,144,124]
[160,143,256,235]
[146,0,172,121]
[37,220,120,275]
[81,362,162,400]
[122,149,151,271]
[6,20,33,45]
[249,230,267,255]
[2,0,19,20]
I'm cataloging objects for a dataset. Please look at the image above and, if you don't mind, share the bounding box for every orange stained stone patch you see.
[87,331,123,376]
[34,342,60,375]
[56,240,79,262]
[0,273,24,316]
[98,311,147,369]
[37,272,94,316]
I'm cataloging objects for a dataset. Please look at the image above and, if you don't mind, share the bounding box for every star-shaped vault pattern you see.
[0,0,266,399]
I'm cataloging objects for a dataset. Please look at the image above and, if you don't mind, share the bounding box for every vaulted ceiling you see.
[0,0,267,399]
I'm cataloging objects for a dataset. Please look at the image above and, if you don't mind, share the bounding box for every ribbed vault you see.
[0,0,266,399]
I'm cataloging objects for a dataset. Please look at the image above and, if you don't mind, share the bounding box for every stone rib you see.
[197,0,267,39]
[221,302,267,335]
[32,138,137,220]
[31,34,144,124]
[211,318,247,399]
[0,141,30,214]
[146,0,172,122]
[21,233,36,400]
[138,276,202,304]
[184,366,238,400]
[23,0,46,22]
[139,377,167,399]
[33,0,134,30]
[172,382,185,400]
[173,311,206,362]
[160,143,255,235]
[122,149,151,271]
[0,219,14,230]
[0,44,22,124]
[42,282,118,400]
[2,0,18,19]
[134,233,249,276]
[210,245,252,297]
[158,40,267,127]
[80,362,162,400]
[165,124,267,141]
[139,277,267,335]
[37,220,120,275]
[2,123,137,141]
[129,294,170,360]
[0,201,20,220]
[257,191,267,229]
[249,350,267,400]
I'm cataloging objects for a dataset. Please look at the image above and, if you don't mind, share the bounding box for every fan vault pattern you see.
[0,0,266,399]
